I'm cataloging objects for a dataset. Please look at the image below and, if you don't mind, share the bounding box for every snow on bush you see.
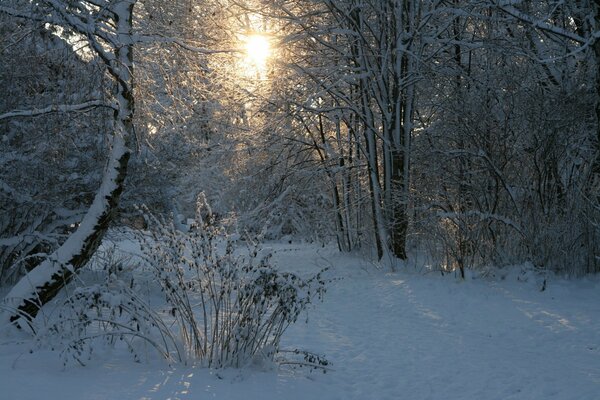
[34,200,327,368]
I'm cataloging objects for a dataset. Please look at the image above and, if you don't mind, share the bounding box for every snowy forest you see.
[1,1,600,399]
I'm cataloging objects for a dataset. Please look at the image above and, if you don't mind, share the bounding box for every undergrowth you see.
[35,199,328,368]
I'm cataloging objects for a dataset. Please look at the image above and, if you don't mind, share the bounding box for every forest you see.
[1,1,600,399]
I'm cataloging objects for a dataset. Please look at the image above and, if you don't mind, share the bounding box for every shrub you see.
[35,200,327,368]
[139,200,327,367]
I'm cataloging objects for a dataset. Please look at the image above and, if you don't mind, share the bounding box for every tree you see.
[264,0,447,260]
[408,0,599,274]
[1,0,295,326]
[266,0,600,274]
[0,0,135,327]
[0,13,112,285]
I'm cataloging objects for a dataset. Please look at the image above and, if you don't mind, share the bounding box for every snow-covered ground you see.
[2,242,600,399]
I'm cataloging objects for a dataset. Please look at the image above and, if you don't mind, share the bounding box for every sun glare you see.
[244,34,271,74]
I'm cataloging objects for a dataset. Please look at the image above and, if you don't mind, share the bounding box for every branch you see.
[495,2,589,45]
[0,100,117,120]
[132,34,236,54]
[0,5,47,23]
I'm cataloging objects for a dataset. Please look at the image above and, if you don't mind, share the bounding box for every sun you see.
[243,34,271,74]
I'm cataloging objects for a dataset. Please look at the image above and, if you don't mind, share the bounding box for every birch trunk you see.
[2,1,135,328]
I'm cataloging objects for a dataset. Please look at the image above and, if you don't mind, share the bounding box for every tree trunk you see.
[3,140,130,328]
[594,2,600,178]
[361,87,387,260]
[387,0,415,261]
[1,1,135,328]
[390,149,408,259]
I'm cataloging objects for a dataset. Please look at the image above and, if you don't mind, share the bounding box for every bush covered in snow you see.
[35,201,327,368]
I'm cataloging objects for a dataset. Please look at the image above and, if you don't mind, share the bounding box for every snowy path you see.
[288,271,600,399]
[2,243,600,399]
[278,244,600,400]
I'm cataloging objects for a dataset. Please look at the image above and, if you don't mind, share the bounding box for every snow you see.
[1,241,600,399]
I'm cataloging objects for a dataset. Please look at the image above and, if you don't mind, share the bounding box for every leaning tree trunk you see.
[1,0,135,329]
[2,135,130,328]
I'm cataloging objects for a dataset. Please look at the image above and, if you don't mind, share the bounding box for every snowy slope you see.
[1,242,599,400]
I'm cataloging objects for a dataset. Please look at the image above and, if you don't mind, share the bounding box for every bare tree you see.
[0,0,137,327]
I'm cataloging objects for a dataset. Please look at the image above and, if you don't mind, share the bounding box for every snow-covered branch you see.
[494,2,590,45]
[0,100,117,121]
[0,5,48,23]
[133,34,235,54]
